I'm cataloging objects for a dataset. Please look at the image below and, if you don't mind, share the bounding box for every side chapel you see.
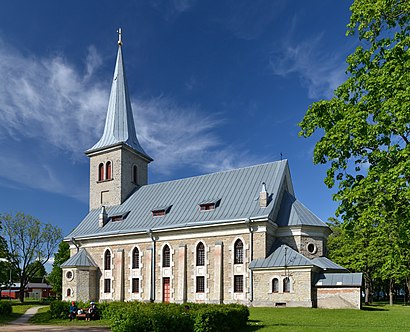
[62,31,362,309]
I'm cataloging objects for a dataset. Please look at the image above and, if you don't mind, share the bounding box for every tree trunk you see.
[389,278,394,306]
[19,286,25,303]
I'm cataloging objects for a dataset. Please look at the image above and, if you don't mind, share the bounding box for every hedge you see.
[47,301,249,332]
[0,301,12,316]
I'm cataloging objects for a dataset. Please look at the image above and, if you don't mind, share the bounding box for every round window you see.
[307,243,317,254]
[66,270,74,280]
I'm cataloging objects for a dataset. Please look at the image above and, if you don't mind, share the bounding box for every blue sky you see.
[0,1,354,252]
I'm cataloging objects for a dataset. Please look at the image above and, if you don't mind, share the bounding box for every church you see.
[61,31,362,309]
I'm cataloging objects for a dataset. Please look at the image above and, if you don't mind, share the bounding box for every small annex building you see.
[62,31,362,309]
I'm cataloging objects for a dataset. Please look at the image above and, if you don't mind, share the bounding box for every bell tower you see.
[85,29,153,211]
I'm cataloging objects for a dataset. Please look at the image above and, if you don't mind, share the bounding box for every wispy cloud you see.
[0,38,260,199]
[149,0,197,20]
[269,33,348,99]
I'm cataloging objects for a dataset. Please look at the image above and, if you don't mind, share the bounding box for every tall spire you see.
[86,29,152,161]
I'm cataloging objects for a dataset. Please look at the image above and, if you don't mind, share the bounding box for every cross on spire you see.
[117,28,123,46]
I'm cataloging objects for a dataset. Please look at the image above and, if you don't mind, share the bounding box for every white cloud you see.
[0,38,261,199]
[269,34,348,99]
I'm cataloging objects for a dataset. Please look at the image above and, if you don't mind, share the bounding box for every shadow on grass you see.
[362,306,388,311]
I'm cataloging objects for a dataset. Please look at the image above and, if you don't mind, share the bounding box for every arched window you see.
[163,245,170,267]
[104,249,111,270]
[283,277,291,293]
[234,239,243,264]
[272,278,279,293]
[196,242,205,266]
[98,163,104,181]
[106,161,112,180]
[67,288,71,297]
[132,247,140,269]
[132,165,138,184]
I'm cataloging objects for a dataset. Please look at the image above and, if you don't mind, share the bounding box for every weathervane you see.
[117,28,123,46]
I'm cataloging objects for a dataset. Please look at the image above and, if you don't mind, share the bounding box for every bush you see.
[104,302,248,332]
[49,301,69,319]
[0,301,12,316]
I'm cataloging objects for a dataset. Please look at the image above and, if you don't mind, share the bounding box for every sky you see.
[0,1,355,264]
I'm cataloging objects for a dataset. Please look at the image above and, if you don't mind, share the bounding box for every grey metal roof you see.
[276,191,327,228]
[86,44,152,161]
[61,249,98,268]
[311,257,348,271]
[66,160,291,240]
[249,244,313,269]
[315,273,363,287]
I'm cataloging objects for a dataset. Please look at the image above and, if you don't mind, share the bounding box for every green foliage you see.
[48,241,70,298]
[103,301,248,332]
[0,301,12,315]
[49,300,70,319]
[299,0,410,300]
[0,212,62,302]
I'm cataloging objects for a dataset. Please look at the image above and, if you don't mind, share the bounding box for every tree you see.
[27,261,47,283]
[299,1,410,305]
[0,212,62,302]
[48,241,70,299]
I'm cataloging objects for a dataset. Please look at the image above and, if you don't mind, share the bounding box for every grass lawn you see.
[0,301,45,325]
[29,306,110,327]
[245,304,410,331]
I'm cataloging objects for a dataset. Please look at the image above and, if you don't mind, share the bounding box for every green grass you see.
[245,304,410,331]
[0,301,44,325]
[29,306,110,327]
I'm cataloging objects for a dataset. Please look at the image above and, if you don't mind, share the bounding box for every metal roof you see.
[61,249,98,268]
[276,191,327,227]
[311,257,348,271]
[86,43,151,161]
[315,273,363,287]
[249,244,313,269]
[66,160,292,240]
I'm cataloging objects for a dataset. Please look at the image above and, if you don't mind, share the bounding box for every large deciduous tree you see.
[48,241,70,299]
[0,212,62,302]
[299,1,410,305]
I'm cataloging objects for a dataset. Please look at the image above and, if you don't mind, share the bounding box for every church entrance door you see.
[163,277,170,303]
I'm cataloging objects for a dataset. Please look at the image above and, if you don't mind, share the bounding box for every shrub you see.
[0,301,12,316]
[49,301,69,319]
[104,302,248,332]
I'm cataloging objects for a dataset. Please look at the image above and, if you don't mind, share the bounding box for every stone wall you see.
[72,224,264,305]
[252,268,313,307]
[316,287,362,309]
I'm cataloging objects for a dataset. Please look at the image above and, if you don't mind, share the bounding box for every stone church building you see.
[62,32,362,309]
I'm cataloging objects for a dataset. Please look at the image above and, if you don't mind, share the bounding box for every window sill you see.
[97,179,114,183]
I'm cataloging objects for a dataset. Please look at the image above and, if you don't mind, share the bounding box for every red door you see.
[163,277,170,303]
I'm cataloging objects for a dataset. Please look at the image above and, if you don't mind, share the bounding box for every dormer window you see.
[152,205,172,217]
[109,211,130,222]
[200,203,215,211]
[199,198,221,211]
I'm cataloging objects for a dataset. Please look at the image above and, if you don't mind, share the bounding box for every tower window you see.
[132,247,140,269]
[196,242,205,266]
[106,161,112,180]
[234,239,244,264]
[104,249,111,270]
[132,165,138,184]
[98,163,104,181]
[163,245,170,267]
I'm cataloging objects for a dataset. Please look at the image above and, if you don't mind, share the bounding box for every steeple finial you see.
[117,28,123,46]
